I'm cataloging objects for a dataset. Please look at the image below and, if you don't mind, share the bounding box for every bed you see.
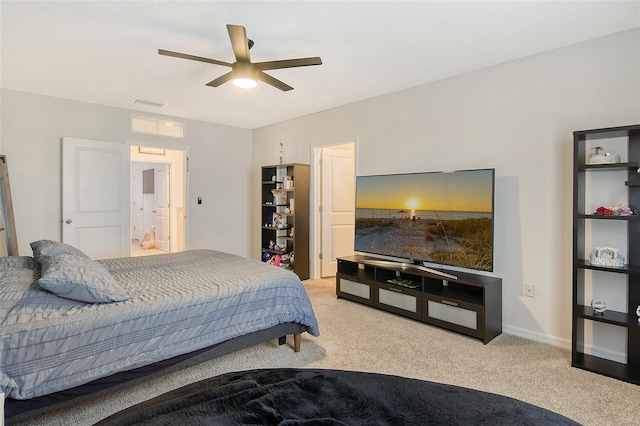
[0,242,319,420]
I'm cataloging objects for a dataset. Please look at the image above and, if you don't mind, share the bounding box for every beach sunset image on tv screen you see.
[355,169,494,272]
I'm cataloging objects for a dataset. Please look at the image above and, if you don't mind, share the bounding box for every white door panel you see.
[132,165,144,240]
[76,226,124,260]
[77,149,121,212]
[62,137,130,259]
[331,224,355,259]
[321,146,355,277]
[154,164,170,251]
[143,193,154,233]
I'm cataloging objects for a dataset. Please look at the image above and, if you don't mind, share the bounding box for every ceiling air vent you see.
[134,98,167,108]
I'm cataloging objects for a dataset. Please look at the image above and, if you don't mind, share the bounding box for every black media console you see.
[336,255,502,344]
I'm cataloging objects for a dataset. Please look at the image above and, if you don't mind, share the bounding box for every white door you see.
[143,178,155,235]
[62,137,130,259]
[321,145,356,277]
[154,164,170,251]
[132,164,144,241]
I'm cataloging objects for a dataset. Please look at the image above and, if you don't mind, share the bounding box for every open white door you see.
[62,137,130,259]
[154,164,170,251]
[321,145,356,277]
[132,164,144,241]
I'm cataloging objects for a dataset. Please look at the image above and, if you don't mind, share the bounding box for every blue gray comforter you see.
[0,250,319,400]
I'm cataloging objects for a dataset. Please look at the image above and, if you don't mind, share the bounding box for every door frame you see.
[130,161,171,249]
[311,138,358,279]
[129,143,188,253]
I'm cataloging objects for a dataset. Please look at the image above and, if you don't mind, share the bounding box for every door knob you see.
[65,219,72,224]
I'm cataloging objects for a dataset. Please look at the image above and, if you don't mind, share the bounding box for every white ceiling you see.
[1,1,639,129]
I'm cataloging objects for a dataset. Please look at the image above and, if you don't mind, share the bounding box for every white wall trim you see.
[581,343,627,365]
[504,323,626,364]
[503,324,571,349]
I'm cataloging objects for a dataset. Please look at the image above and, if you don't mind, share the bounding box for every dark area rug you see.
[96,368,580,425]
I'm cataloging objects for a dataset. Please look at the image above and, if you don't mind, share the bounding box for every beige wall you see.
[252,29,640,349]
[0,27,638,352]
[0,90,253,257]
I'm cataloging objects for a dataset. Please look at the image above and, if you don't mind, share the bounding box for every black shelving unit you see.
[336,255,502,344]
[261,164,310,280]
[572,124,640,385]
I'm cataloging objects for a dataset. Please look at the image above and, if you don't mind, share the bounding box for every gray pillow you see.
[38,254,129,303]
[30,239,90,264]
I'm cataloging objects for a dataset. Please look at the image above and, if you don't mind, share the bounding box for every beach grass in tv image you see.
[355,169,494,272]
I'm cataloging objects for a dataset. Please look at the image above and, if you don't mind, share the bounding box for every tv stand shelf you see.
[336,255,502,344]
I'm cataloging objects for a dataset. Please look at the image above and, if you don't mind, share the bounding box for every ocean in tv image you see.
[355,169,494,271]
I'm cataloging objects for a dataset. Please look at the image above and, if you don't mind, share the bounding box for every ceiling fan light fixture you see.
[233,77,258,89]
[159,24,322,91]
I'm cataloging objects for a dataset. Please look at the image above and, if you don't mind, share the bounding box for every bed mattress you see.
[0,250,319,400]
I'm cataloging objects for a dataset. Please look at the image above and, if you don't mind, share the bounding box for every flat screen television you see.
[355,168,495,273]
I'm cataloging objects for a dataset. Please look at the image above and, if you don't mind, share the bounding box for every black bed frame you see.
[5,323,307,424]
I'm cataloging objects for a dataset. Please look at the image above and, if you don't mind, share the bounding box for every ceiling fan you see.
[158,24,322,91]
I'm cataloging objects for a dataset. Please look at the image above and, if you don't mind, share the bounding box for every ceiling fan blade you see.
[206,72,234,87]
[227,24,251,63]
[257,71,293,92]
[256,57,323,71]
[158,49,232,67]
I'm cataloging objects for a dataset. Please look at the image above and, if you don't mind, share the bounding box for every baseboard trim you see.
[577,342,627,364]
[502,324,571,349]
[502,325,627,364]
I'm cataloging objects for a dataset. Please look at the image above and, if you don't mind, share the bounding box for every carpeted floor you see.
[11,279,640,425]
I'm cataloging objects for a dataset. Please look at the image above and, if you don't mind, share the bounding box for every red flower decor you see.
[596,206,614,216]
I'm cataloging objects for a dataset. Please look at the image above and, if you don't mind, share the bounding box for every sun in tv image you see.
[355,169,494,271]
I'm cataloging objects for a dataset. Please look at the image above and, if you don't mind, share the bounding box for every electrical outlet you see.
[525,284,535,298]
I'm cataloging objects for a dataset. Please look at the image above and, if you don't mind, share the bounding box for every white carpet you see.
[15,279,640,426]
